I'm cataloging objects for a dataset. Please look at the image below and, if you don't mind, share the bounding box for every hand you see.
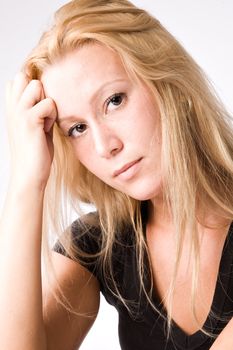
[6,72,57,191]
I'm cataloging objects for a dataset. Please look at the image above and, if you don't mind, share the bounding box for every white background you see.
[0,1,232,349]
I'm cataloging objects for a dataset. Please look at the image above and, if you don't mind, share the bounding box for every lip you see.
[113,158,142,177]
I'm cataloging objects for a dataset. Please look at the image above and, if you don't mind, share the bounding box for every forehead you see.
[41,43,130,97]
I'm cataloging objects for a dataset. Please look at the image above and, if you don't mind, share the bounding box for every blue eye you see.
[68,123,87,138]
[106,93,126,113]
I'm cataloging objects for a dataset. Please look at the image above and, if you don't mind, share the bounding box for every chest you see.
[146,226,227,335]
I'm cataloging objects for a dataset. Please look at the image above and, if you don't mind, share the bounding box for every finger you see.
[19,79,44,109]
[44,117,55,134]
[31,97,57,132]
[11,72,29,104]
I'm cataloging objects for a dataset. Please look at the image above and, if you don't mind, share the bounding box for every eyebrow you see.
[57,78,128,125]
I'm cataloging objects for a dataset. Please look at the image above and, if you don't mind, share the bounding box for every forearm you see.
[0,185,47,350]
[210,317,233,349]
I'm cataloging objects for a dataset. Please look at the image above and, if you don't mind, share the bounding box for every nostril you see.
[111,147,119,156]
[111,142,123,156]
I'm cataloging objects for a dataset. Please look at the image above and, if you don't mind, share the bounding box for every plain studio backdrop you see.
[0,1,232,349]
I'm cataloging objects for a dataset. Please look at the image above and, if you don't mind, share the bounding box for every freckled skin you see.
[42,43,162,200]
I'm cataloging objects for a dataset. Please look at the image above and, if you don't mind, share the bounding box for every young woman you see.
[0,0,232,349]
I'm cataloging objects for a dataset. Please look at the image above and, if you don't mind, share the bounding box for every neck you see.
[147,195,231,233]
[147,195,173,230]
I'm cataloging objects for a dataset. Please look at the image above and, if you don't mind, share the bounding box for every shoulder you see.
[70,211,102,257]
[54,210,137,270]
[71,211,135,247]
[53,211,101,260]
[72,210,100,229]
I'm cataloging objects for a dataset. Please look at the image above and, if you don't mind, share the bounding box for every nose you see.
[92,124,123,158]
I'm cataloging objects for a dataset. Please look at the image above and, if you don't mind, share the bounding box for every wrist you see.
[6,178,47,202]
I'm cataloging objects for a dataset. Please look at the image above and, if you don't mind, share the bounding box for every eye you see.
[68,123,87,138]
[105,93,126,113]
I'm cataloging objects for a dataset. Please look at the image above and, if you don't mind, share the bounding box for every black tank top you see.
[55,212,233,350]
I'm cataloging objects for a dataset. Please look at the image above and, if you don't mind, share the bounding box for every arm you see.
[0,73,99,349]
[210,317,233,349]
[0,188,100,350]
[0,185,47,349]
[43,252,100,350]
[0,72,55,349]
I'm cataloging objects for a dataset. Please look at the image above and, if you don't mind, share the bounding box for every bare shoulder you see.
[43,251,100,350]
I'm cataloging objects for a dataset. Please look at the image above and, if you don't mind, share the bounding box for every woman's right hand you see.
[6,72,57,191]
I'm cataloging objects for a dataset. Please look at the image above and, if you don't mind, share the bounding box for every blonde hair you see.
[23,0,233,337]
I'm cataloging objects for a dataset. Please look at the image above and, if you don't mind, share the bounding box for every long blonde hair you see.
[23,0,233,336]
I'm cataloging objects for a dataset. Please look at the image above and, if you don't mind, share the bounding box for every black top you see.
[54,210,233,350]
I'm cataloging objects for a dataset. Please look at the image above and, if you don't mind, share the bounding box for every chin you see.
[126,185,163,202]
[107,177,162,201]
[125,174,163,200]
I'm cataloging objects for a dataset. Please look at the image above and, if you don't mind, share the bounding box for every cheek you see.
[132,113,159,147]
[72,143,101,176]
[75,151,91,169]
[70,142,89,166]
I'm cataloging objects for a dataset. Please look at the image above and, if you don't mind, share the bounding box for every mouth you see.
[113,158,142,178]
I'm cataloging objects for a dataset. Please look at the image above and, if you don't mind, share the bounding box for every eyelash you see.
[67,92,126,138]
[67,123,87,137]
[105,92,126,113]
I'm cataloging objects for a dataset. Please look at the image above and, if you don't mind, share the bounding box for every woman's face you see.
[42,43,162,200]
